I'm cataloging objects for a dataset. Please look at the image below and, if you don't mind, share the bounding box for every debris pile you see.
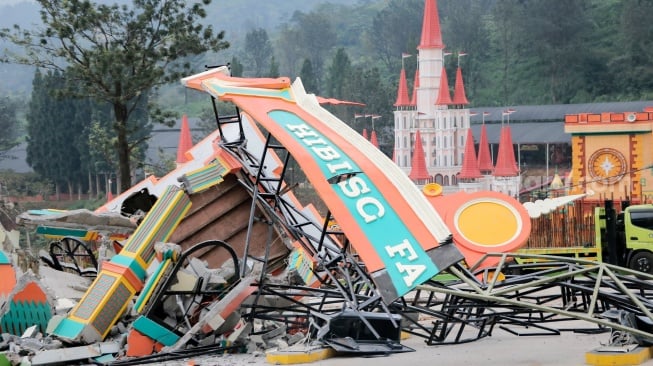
[4,67,653,366]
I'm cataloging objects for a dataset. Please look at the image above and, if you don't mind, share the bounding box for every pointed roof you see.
[452,67,469,105]
[409,130,430,181]
[477,124,493,173]
[550,170,564,190]
[418,0,444,49]
[435,67,452,105]
[410,69,420,106]
[176,114,193,164]
[107,189,113,203]
[458,129,482,179]
[394,68,411,107]
[362,128,369,140]
[493,125,519,177]
[370,130,379,148]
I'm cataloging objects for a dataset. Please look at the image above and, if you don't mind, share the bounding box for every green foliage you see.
[269,56,280,78]
[5,0,653,192]
[244,28,273,77]
[1,0,230,191]
[0,171,52,198]
[26,70,86,189]
[0,97,20,161]
[299,59,318,94]
[230,57,244,77]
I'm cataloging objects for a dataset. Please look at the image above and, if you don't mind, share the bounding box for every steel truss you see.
[205,91,653,349]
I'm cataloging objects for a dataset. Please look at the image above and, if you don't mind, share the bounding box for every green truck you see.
[515,200,653,274]
[596,202,653,274]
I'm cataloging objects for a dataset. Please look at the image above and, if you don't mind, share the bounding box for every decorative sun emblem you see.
[588,148,627,184]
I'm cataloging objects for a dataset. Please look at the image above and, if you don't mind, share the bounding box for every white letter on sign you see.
[385,239,418,261]
[395,262,426,287]
[385,239,426,287]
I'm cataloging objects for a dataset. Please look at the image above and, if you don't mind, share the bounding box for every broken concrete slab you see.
[30,341,120,366]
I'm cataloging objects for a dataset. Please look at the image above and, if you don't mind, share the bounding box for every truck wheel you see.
[629,251,653,275]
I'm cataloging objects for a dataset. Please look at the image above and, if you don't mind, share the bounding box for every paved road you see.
[135,322,653,366]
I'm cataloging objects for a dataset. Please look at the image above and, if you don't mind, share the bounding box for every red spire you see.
[370,130,379,148]
[418,0,444,49]
[435,67,452,105]
[409,130,430,181]
[452,67,469,105]
[394,68,410,107]
[176,114,193,164]
[410,69,420,106]
[477,124,493,173]
[459,129,482,179]
[362,128,369,140]
[493,125,519,177]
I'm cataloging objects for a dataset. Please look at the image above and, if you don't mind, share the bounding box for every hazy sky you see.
[0,0,33,5]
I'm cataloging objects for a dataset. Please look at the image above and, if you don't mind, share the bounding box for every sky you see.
[0,0,32,5]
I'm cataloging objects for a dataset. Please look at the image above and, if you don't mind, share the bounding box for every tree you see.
[299,59,318,94]
[268,56,280,78]
[486,0,525,105]
[325,48,352,99]
[365,0,422,71]
[26,69,89,198]
[519,0,593,104]
[614,0,653,99]
[0,97,19,162]
[440,0,492,103]
[289,11,336,89]
[344,66,394,156]
[244,28,273,77]
[230,56,244,77]
[275,23,302,77]
[1,0,229,191]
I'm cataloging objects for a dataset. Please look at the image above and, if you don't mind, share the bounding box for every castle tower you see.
[492,122,520,197]
[408,129,430,184]
[476,118,494,190]
[394,0,470,190]
[458,128,483,192]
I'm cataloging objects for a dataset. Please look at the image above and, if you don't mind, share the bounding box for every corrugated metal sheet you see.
[470,122,568,144]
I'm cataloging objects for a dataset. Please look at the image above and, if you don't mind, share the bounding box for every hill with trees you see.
[2,0,653,198]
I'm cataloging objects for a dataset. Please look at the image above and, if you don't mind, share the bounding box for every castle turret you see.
[452,67,469,106]
[435,66,452,106]
[492,124,520,197]
[409,130,430,183]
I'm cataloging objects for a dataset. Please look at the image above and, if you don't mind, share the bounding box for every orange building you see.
[565,110,653,202]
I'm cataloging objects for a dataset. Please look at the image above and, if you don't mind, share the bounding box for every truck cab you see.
[596,204,653,274]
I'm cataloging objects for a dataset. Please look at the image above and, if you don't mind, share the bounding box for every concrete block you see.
[204,312,226,332]
[20,326,38,339]
[45,316,64,336]
[132,316,180,347]
[188,257,209,278]
[53,298,76,314]
[170,269,199,292]
[261,324,286,341]
[215,311,241,335]
[287,332,306,346]
[198,334,216,347]
[30,342,118,365]
[227,320,252,343]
